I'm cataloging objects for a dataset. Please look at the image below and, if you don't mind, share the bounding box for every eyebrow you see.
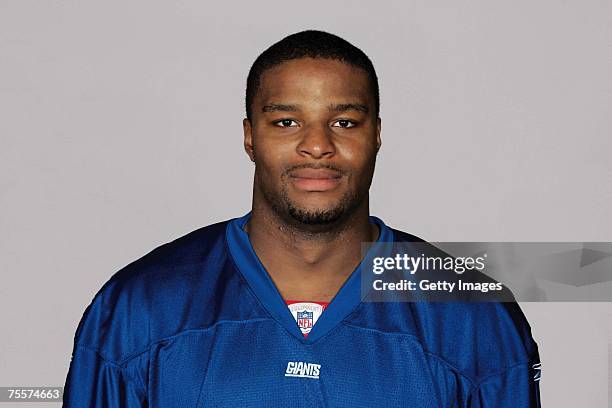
[332,103,369,113]
[262,104,298,113]
[261,103,369,113]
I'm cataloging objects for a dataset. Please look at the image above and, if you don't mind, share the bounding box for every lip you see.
[288,168,343,192]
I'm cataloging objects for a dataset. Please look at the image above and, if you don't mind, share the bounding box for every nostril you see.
[296,130,336,158]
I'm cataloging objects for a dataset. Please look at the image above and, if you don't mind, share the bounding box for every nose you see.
[296,124,336,159]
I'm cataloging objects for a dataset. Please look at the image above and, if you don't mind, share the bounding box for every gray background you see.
[2,1,611,406]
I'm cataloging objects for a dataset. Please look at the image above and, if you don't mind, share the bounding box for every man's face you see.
[243,58,381,226]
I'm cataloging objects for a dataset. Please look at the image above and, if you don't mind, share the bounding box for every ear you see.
[243,118,255,162]
[375,116,382,153]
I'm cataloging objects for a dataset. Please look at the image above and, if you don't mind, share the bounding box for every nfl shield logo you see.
[297,311,314,330]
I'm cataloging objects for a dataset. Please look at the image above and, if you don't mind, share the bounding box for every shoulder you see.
[388,227,426,243]
[72,219,237,363]
[414,301,538,380]
[351,295,539,386]
[363,225,540,383]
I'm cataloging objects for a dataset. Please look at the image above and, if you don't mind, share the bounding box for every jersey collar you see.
[226,211,394,343]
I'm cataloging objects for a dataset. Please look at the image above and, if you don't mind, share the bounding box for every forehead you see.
[256,58,372,106]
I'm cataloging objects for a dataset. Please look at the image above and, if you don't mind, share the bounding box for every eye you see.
[332,119,357,128]
[274,119,299,128]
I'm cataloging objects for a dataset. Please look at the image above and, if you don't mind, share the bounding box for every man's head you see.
[245,30,380,121]
[243,30,381,228]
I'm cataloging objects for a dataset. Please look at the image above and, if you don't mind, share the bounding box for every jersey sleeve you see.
[466,360,541,407]
[63,345,147,407]
[63,278,150,407]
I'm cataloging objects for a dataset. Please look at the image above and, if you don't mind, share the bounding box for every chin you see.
[288,210,344,225]
[266,185,364,226]
[286,202,348,225]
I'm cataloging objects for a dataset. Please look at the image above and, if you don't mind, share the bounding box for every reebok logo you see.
[284,361,321,379]
[532,362,541,382]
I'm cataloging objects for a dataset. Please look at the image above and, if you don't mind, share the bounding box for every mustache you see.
[283,163,346,176]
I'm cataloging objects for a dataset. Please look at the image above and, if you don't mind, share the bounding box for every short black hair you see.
[245,30,379,121]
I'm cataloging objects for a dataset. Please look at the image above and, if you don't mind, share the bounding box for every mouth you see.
[288,168,343,192]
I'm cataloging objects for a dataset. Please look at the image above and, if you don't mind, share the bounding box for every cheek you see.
[338,142,377,174]
[253,129,295,158]
[253,140,293,179]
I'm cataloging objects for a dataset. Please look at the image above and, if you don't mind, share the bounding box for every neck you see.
[244,199,379,303]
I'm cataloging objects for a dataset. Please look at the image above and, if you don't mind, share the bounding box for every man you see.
[63,30,541,407]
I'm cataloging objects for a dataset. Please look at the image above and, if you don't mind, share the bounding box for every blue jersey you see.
[63,213,541,407]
